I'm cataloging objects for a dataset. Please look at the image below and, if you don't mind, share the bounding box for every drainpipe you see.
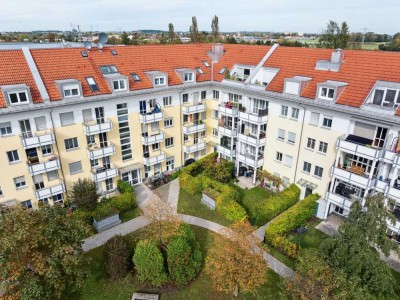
[179,90,184,168]
[293,104,306,186]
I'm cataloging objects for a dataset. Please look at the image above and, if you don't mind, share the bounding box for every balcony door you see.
[102,156,111,170]
[99,132,108,148]
[95,107,105,124]
[139,100,147,115]
[374,127,388,148]
[19,119,32,138]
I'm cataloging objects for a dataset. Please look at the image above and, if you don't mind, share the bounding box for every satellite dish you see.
[83,41,92,51]
[99,32,108,44]
[97,42,104,50]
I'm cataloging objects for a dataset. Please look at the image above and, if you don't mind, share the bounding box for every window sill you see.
[289,117,299,121]
[305,148,315,152]
[274,159,282,164]
[302,171,311,175]
[313,175,322,180]
[277,138,285,142]
[308,123,318,127]
[42,153,54,157]
[70,171,84,175]
[321,126,332,130]
[287,141,295,145]
[61,123,76,127]
[279,115,288,119]
[66,148,79,152]
[316,151,327,156]
[9,161,22,165]
[0,134,15,138]
[283,164,292,168]
[166,145,174,148]
[16,186,28,191]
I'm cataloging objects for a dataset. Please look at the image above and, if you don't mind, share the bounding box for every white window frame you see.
[166,158,175,171]
[318,141,328,154]
[0,122,12,136]
[212,128,218,137]
[212,110,219,119]
[288,132,296,144]
[303,161,311,173]
[280,105,288,117]
[8,91,29,106]
[291,108,299,119]
[277,129,285,141]
[165,137,174,147]
[163,96,172,106]
[69,161,83,175]
[14,176,27,189]
[276,152,283,162]
[213,90,220,99]
[319,87,335,100]
[184,72,194,82]
[284,155,293,167]
[154,76,166,86]
[63,85,80,98]
[164,118,173,128]
[371,88,400,108]
[113,79,127,91]
[314,166,324,178]
[65,137,79,150]
[7,150,20,163]
[322,116,333,129]
[306,138,316,150]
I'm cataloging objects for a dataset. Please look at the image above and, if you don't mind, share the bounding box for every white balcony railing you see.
[237,153,264,168]
[183,141,206,153]
[35,181,65,200]
[91,166,118,182]
[332,166,372,188]
[139,112,164,124]
[337,137,381,160]
[87,143,116,160]
[238,110,268,124]
[183,122,206,135]
[83,119,113,136]
[182,103,207,114]
[143,151,166,166]
[217,145,236,157]
[21,130,55,149]
[237,133,266,146]
[141,132,165,145]
[218,126,237,137]
[218,105,238,117]
[375,178,389,193]
[28,157,60,176]
[387,186,400,201]
[326,191,356,211]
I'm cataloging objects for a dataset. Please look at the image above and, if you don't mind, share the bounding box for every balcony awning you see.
[297,178,318,190]
[118,162,142,174]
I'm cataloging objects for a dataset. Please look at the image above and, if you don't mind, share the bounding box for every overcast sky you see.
[1,0,399,34]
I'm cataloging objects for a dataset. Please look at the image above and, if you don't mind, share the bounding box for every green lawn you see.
[72,225,283,300]
[239,187,275,220]
[120,207,142,223]
[177,189,232,227]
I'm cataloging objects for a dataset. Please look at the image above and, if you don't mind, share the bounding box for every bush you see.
[109,193,137,213]
[71,209,92,224]
[133,240,168,286]
[179,173,202,195]
[69,178,99,210]
[92,202,119,220]
[170,169,183,180]
[103,235,130,280]
[254,184,301,226]
[182,152,218,176]
[265,193,320,258]
[117,180,134,194]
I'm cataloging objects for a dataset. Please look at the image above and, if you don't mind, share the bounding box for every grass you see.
[119,207,142,223]
[239,187,275,221]
[177,189,232,227]
[72,225,283,300]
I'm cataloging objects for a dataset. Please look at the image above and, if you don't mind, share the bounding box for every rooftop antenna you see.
[84,41,92,51]
[361,27,368,49]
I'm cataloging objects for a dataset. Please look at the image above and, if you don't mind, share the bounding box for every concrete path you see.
[134,183,152,210]
[254,223,268,242]
[168,179,180,213]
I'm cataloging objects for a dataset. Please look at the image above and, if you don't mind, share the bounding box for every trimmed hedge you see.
[117,180,134,194]
[109,192,137,213]
[254,184,301,226]
[182,152,218,177]
[265,193,320,258]
[179,173,203,196]
[103,235,130,280]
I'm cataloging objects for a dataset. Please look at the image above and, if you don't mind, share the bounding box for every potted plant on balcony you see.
[239,106,247,113]
[343,154,350,168]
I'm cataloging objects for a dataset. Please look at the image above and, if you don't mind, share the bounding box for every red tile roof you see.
[0,50,42,108]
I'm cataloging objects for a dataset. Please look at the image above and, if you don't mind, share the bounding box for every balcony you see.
[237,152,264,168]
[139,111,164,124]
[143,150,166,166]
[141,132,165,145]
[27,156,60,176]
[83,119,113,135]
[326,191,357,211]
[218,104,239,117]
[337,135,381,160]
[91,166,118,182]
[239,109,268,124]
[183,122,206,134]
[183,140,206,153]
[21,130,55,149]
[237,131,266,146]
[182,103,206,114]
[217,145,236,157]
[387,184,400,201]
[331,166,372,188]
[35,180,65,200]
[87,143,116,160]
[218,126,237,137]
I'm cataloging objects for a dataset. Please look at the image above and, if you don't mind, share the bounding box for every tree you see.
[320,194,398,298]
[211,15,220,42]
[319,20,351,49]
[0,206,91,299]
[69,178,99,210]
[337,21,350,49]
[205,220,267,297]
[189,16,199,43]
[168,23,176,42]
[256,169,283,192]
[133,240,168,286]
[120,31,130,45]
[103,235,130,280]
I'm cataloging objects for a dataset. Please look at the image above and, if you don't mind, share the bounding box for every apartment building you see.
[1,43,400,236]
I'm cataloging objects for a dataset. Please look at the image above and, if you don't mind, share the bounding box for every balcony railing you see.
[83,119,113,135]
[87,143,116,160]
[139,111,164,124]
[183,141,206,153]
[337,135,381,160]
[237,152,264,168]
[218,104,239,116]
[91,166,118,182]
[20,130,55,149]
[35,180,65,200]
[218,125,237,137]
[183,122,206,134]
[332,166,372,188]
[182,103,206,114]
[217,145,236,157]
[141,132,165,145]
[237,131,266,146]
[27,156,60,176]
[143,150,166,166]
[238,109,268,124]
[326,191,357,211]
[387,185,400,201]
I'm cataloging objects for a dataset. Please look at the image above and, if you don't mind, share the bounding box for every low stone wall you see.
[93,213,121,233]
[201,192,216,210]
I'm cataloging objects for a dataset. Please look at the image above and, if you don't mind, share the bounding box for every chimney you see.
[331,49,344,64]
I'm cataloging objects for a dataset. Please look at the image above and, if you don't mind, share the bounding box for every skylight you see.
[218,67,227,74]
[203,61,210,68]
[81,51,88,58]
[110,49,117,56]
[86,77,100,92]
[131,73,140,82]
[99,65,118,75]
[196,67,204,74]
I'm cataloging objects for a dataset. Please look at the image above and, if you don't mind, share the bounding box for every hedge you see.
[254,184,301,226]
[179,173,203,196]
[265,193,320,258]
[182,152,218,176]
[103,235,130,280]
[117,180,134,194]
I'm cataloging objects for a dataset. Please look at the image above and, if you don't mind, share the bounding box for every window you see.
[288,132,296,144]
[218,67,227,74]
[14,176,26,189]
[182,93,189,103]
[0,186,3,196]
[21,200,32,209]
[319,87,335,100]
[322,116,332,128]
[203,61,210,68]
[276,152,283,162]
[213,90,220,99]
[131,73,141,82]
[284,155,293,167]
[110,49,118,55]
[154,76,166,86]
[52,193,64,204]
[184,134,189,142]
[41,144,52,155]
[291,108,299,119]
[309,112,320,126]
[63,86,79,98]
[228,93,242,102]
[34,116,47,131]
[372,88,400,108]
[65,137,78,150]
[59,112,75,126]
[201,91,207,100]
[100,65,118,74]
[280,105,288,117]
[152,143,160,151]
[163,96,172,106]
[183,115,189,123]
[90,159,99,168]
[47,170,58,181]
[164,118,173,127]
[201,130,206,137]
[277,129,285,141]
[212,110,219,119]
[69,161,83,175]
[7,150,20,163]
[165,137,174,147]
[282,177,290,186]
[166,157,175,171]
[0,122,12,136]
[86,77,100,92]
[306,138,316,150]
[184,72,194,82]
[9,91,28,105]
[314,166,324,177]
[113,79,127,91]
[212,128,218,136]
[105,178,114,191]
[303,161,311,173]
[117,103,132,161]
[318,141,328,153]
[196,67,204,74]
[86,135,95,145]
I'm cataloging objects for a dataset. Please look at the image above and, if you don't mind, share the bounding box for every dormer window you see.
[113,79,127,91]
[100,65,118,75]
[63,86,80,98]
[316,81,347,102]
[154,76,166,86]
[9,91,28,105]
[86,77,100,92]
[184,72,194,82]
[131,73,140,82]
[319,87,335,100]
[372,88,400,108]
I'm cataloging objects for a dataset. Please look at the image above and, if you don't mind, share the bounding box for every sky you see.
[0,0,399,34]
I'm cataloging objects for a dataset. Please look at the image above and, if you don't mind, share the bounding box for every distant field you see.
[361,42,385,50]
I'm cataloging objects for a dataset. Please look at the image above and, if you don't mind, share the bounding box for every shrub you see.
[182,152,218,176]
[103,235,130,280]
[117,180,134,194]
[92,202,119,220]
[179,173,202,195]
[170,169,183,180]
[133,240,168,286]
[71,209,92,224]
[216,193,247,221]
[254,184,301,226]
[69,178,99,210]
[109,193,137,213]
[265,193,320,258]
